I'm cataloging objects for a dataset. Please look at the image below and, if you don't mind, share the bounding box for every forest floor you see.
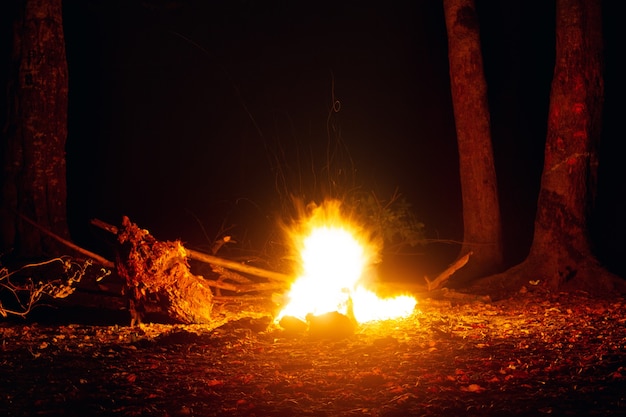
[1,287,625,417]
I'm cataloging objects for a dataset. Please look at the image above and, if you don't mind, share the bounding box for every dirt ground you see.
[1,289,625,417]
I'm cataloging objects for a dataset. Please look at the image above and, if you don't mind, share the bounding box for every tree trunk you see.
[1,0,69,258]
[471,0,626,298]
[443,0,504,284]
[529,0,610,290]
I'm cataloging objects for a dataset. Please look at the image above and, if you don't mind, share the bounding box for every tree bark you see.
[443,0,503,284]
[1,0,69,258]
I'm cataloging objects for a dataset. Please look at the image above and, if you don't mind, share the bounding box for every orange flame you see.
[276,200,416,324]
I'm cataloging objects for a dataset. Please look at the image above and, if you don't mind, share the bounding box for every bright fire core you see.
[276,201,417,324]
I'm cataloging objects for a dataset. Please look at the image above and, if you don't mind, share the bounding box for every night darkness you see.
[2,1,625,279]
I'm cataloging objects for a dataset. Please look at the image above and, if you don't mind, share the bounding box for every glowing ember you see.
[276,200,417,324]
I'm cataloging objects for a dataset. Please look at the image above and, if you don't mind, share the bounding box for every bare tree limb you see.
[17,213,115,268]
[425,251,473,291]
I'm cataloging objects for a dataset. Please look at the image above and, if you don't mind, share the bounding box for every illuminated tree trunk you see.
[473,0,625,297]
[443,0,503,284]
[0,0,69,258]
[527,0,614,291]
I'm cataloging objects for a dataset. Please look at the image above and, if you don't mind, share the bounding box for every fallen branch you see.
[425,251,473,291]
[211,265,253,285]
[90,218,291,283]
[207,236,254,286]
[213,295,269,302]
[17,213,115,268]
[186,248,290,283]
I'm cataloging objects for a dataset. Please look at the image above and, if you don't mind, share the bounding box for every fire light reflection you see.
[275,200,417,325]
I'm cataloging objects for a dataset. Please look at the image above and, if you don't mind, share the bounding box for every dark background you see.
[2,0,624,280]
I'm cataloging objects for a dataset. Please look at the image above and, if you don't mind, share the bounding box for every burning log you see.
[115,216,213,325]
[306,311,356,339]
[278,312,356,339]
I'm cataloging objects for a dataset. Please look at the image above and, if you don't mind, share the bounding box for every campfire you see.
[61,200,420,329]
[276,200,417,327]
